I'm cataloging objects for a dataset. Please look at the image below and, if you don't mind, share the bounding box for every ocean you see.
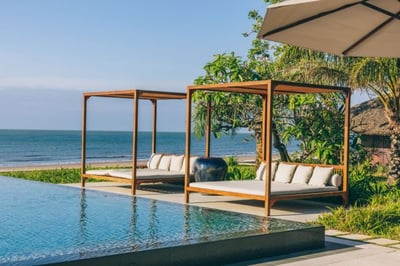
[0,129,299,168]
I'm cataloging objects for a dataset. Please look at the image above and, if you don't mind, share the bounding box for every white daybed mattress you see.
[190,180,338,196]
[86,168,185,180]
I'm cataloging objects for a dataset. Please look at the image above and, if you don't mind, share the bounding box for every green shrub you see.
[348,160,392,205]
[1,168,98,184]
[317,193,400,240]
[316,159,400,240]
[225,156,239,167]
[224,156,255,180]
[226,164,255,180]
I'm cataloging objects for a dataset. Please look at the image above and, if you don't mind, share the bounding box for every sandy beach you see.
[0,161,137,172]
[0,155,259,172]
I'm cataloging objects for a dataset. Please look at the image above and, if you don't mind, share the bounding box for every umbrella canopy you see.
[257,0,400,58]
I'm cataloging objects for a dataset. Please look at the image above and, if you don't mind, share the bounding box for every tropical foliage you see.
[317,198,400,240]
[192,4,348,167]
[1,168,83,184]
[350,58,400,185]
[194,0,400,185]
[224,156,255,180]
[192,52,272,166]
[317,161,400,240]
[0,168,104,184]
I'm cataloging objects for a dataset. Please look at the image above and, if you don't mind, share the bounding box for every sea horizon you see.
[0,129,299,169]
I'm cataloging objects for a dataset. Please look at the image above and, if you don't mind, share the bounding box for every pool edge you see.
[51,225,325,266]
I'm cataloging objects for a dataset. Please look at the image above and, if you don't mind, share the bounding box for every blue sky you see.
[0,0,368,132]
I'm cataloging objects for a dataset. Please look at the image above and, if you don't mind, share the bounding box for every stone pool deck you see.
[66,182,400,266]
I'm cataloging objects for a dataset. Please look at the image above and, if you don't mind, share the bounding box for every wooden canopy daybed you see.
[183,80,351,216]
[81,89,186,195]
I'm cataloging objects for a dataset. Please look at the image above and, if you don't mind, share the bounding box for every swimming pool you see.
[0,176,324,265]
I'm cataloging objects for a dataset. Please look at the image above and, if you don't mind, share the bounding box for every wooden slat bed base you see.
[270,191,348,207]
[83,174,132,183]
[186,186,266,201]
[187,185,348,210]
[82,174,186,188]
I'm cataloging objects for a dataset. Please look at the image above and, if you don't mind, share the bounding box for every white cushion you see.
[158,155,172,171]
[190,180,338,196]
[255,162,266,180]
[180,156,198,174]
[180,157,187,172]
[270,162,277,181]
[256,162,277,181]
[308,166,333,187]
[147,154,154,168]
[149,153,163,169]
[291,165,314,184]
[329,174,342,187]
[189,156,198,174]
[274,163,297,183]
[170,155,184,171]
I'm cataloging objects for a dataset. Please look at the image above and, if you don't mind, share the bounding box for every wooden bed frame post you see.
[264,81,274,216]
[184,89,193,203]
[81,95,89,188]
[181,80,351,217]
[261,95,267,162]
[151,99,157,154]
[205,99,211,157]
[131,92,139,195]
[80,89,186,194]
[343,88,351,206]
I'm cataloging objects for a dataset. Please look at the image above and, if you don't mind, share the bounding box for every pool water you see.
[0,176,320,265]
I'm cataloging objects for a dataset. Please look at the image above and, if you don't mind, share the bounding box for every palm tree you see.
[350,58,400,185]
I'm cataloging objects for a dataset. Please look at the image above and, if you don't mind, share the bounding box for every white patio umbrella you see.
[257,0,400,58]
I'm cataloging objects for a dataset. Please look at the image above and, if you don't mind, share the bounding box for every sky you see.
[0,0,369,132]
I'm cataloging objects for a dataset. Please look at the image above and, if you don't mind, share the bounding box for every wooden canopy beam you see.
[185,79,350,215]
[81,95,89,188]
[131,95,139,195]
[205,100,211,157]
[151,100,157,154]
[81,89,186,195]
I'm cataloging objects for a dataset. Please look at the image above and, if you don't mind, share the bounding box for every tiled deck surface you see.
[66,182,400,266]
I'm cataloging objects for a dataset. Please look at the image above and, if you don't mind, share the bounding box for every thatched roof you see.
[351,98,390,136]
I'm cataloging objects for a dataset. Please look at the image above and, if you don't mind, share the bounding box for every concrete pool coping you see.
[56,226,324,266]
[64,182,400,266]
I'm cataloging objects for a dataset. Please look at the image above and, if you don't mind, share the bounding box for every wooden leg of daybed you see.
[342,194,349,208]
[266,199,277,216]
[270,200,277,208]
[264,200,275,216]
[131,183,136,196]
[265,205,270,216]
[184,190,189,203]
[81,176,86,188]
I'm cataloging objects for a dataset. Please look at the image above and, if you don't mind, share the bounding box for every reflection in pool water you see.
[0,176,317,265]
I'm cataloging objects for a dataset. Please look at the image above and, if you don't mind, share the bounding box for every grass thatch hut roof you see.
[351,98,390,136]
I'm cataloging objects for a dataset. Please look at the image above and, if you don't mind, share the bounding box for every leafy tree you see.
[192,1,349,166]
[192,52,273,165]
[281,93,345,164]
[349,58,400,185]
[192,2,295,165]
[271,47,350,164]
[262,1,400,184]
[275,46,400,185]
